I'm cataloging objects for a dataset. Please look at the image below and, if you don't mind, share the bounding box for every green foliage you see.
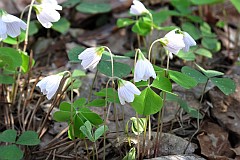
[195,64,224,78]
[80,121,108,142]
[176,50,196,61]
[2,31,25,45]
[63,0,81,7]
[130,117,147,135]
[190,0,224,5]
[94,88,120,104]
[131,87,163,115]
[181,66,208,83]
[0,130,40,160]
[181,22,201,40]
[117,18,135,28]
[53,100,104,139]
[76,2,111,14]
[168,70,198,89]
[230,0,240,13]
[29,21,39,36]
[132,17,152,36]
[86,99,106,107]
[211,78,236,95]
[194,48,212,58]
[16,131,40,146]
[151,76,173,94]
[98,61,131,78]
[0,145,23,160]
[20,51,35,73]
[68,46,85,62]
[123,147,136,160]
[52,18,70,34]
[0,130,17,143]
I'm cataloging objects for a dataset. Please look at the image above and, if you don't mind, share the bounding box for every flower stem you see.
[184,79,209,153]
[154,51,170,157]
[148,39,161,62]
[87,70,98,102]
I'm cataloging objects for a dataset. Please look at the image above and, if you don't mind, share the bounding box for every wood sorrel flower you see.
[118,79,141,105]
[0,9,27,40]
[182,32,196,52]
[78,47,104,69]
[36,74,63,100]
[160,29,185,58]
[130,0,149,16]
[134,50,156,82]
[33,0,62,28]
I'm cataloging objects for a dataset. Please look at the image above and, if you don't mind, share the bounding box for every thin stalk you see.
[140,115,149,160]
[136,113,140,159]
[87,70,98,102]
[84,138,90,160]
[154,52,170,157]
[184,79,209,153]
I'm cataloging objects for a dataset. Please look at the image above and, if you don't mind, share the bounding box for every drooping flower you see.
[33,0,62,28]
[36,74,63,100]
[0,9,27,40]
[78,47,104,70]
[130,0,149,16]
[134,50,156,82]
[182,32,196,52]
[118,79,141,105]
[160,29,185,57]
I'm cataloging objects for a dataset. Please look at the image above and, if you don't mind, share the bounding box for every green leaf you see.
[201,37,220,51]
[52,17,70,34]
[78,107,103,125]
[194,48,212,58]
[135,81,148,88]
[117,18,135,28]
[59,101,72,111]
[86,99,106,107]
[0,129,17,143]
[130,117,146,135]
[0,145,23,160]
[29,21,39,36]
[72,69,86,78]
[169,70,198,89]
[68,115,85,139]
[101,51,130,61]
[16,131,40,146]
[216,20,225,28]
[0,47,22,70]
[73,98,86,109]
[94,88,120,103]
[68,46,85,62]
[177,50,196,61]
[0,74,14,84]
[181,66,208,83]
[131,87,163,115]
[170,0,191,14]
[76,2,111,14]
[63,0,81,7]
[3,31,25,45]
[123,147,136,160]
[190,0,224,5]
[211,78,236,95]
[132,17,152,36]
[152,10,180,25]
[20,51,35,73]
[98,61,131,78]
[230,0,240,13]
[195,64,224,78]
[53,111,71,122]
[94,125,108,141]
[151,76,172,93]
[166,94,203,119]
[80,121,94,142]
[182,22,201,40]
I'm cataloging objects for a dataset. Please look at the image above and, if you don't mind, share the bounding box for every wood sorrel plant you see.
[0,0,237,160]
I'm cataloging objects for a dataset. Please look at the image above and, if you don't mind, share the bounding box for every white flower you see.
[36,74,63,100]
[78,47,104,70]
[118,79,141,105]
[130,0,148,16]
[161,29,185,56]
[0,10,27,40]
[33,0,62,28]
[182,32,196,52]
[134,50,156,82]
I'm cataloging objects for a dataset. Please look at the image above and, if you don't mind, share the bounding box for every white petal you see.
[118,88,126,105]
[134,60,145,82]
[164,30,185,54]
[124,81,141,95]
[6,22,21,37]
[130,0,147,15]
[0,19,7,35]
[145,60,156,79]
[183,32,196,52]
[78,48,96,60]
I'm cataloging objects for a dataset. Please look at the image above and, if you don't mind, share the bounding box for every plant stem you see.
[87,70,98,102]
[154,52,170,157]
[184,79,209,153]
